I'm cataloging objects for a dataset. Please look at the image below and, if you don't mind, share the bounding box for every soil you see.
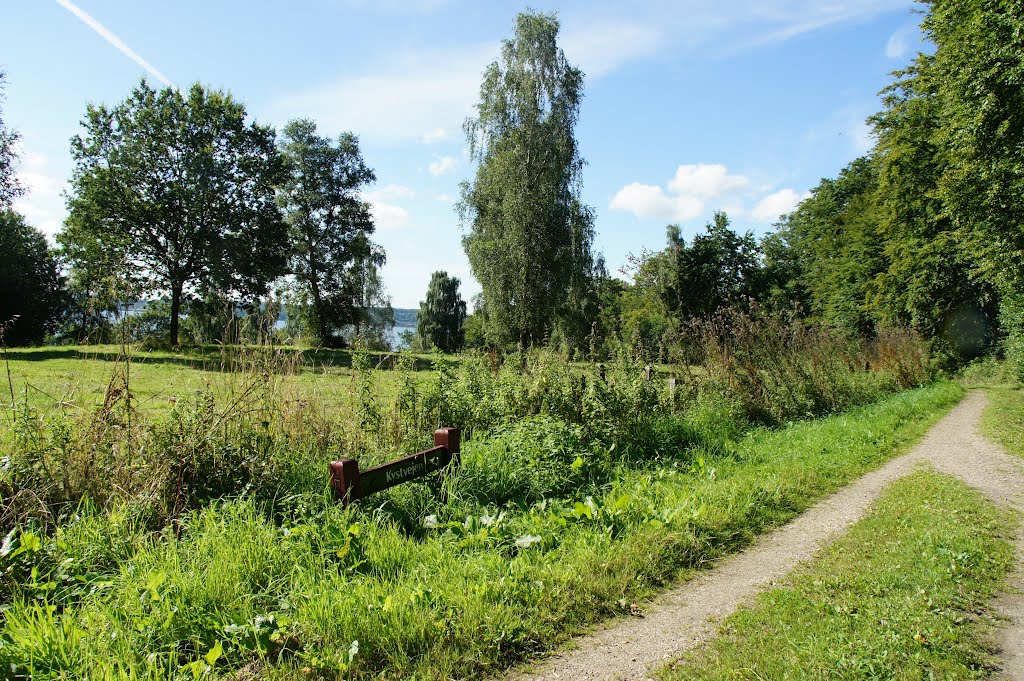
[506,390,1024,680]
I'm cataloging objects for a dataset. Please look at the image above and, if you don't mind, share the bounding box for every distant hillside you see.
[393,308,417,328]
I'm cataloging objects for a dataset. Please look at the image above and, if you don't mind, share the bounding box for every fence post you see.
[434,427,461,467]
[330,458,361,507]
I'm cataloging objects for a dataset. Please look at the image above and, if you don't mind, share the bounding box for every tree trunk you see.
[170,283,182,347]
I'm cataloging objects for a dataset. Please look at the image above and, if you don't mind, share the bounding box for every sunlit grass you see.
[982,385,1024,458]
[660,469,1016,680]
[0,382,964,678]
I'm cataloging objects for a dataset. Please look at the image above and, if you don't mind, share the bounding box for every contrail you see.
[56,0,175,89]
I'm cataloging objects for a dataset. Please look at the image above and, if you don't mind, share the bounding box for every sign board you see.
[330,427,460,505]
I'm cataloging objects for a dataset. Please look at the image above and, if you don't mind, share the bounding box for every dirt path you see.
[509,390,1024,681]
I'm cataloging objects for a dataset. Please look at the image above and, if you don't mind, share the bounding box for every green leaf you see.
[204,640,223,666]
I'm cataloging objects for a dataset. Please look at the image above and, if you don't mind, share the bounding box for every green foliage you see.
[0,210,68,345]
[63,80,288,346]
[459,11,595,349]
[923,0,1024,296]
[999,293,1024,381]
[665,212,762,321]
[871,54,997,348]
[416,271,467,353]
[0,72,20,209]
[277,119,385,348]
[619,249,675,362]
[690,305,933,423]
[768,0,1022,360]
[777,157,883,334]
[981,385,1024,457]
[663,470,1015,679]
[0,71,22,208]
[618,213,764,362]
[0,377,963,679]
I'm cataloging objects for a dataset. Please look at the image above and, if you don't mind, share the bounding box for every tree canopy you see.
[277,118,382,346]
[416,271,467,353]
[0,71,21,208]
[63,80,288,346]
[0,210,66,345]
[459,10,595,349]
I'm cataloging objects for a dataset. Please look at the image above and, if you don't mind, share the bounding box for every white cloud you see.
[751,188,810,222]
[362,184,415,230]
[886,27,913,59]
[419,128,449,144]
[610,182,704,222]
[667,164,749,198]
[369,202,410,230]
[56,0,175,88]
[269,45,494,144]
[365,184,415,202]
[611,163,752,222]
[435,193,454,203]
[428,155,458,176]
[716,1,913,55]
[561,22,666,77]
[12,148,65,240]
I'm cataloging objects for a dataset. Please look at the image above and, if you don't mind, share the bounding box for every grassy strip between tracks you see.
[660,469,1016,680]
[982,385,1024,458]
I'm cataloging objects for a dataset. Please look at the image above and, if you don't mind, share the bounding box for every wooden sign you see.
[330,428,460,505]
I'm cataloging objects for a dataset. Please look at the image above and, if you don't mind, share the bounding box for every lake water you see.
[390,326,415,349]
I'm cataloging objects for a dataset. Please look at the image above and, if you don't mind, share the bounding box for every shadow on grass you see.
[4,344,443,373]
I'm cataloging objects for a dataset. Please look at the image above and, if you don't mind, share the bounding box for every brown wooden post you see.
[434,427,461,467]
[330,458,361,506]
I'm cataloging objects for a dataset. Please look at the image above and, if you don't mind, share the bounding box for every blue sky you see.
[3,0,924,309]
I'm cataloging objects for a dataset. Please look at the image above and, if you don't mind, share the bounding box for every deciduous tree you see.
[0,210,66,345]
[277,118,381,346]
[64,80,287,346]
[459,11,595,349]
[0,71,21,208]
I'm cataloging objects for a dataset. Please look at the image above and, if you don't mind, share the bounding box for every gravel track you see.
[508,390,1024,680]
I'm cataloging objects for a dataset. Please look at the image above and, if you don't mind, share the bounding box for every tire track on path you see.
[509,390,1024,680]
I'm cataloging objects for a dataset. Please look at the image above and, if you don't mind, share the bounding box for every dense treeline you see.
[452,0,1023,367]
[764,0,1022,367]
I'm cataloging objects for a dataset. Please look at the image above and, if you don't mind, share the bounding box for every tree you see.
[459,11,595,349]
[416,271,467,353]
[778,158,884,335]
[348,243,394,349]
[0,71,22,208]
[870,58,995,343]
[277,119,384,346]
[0,210,67,345]
[63,80,288,346]
[667,212,762,320]
[619,249,675,361]
[922,0,1024,295]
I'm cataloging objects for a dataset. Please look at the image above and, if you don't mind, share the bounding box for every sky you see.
[2,0,925,309]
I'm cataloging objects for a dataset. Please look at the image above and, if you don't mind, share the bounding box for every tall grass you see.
[0,315,943,678]
[687,306,931,423]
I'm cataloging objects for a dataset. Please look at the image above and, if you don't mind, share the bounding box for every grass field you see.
[0,344,437,417]
[0,367,963,678]
[660,469,1016,680]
